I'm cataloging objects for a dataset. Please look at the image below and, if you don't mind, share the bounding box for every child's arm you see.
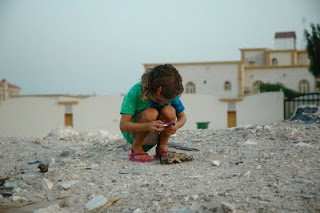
[175,111,186,129]
[120,114,164,132]
[163,111,186,135]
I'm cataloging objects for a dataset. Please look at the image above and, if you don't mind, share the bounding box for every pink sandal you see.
[129,149,153,162]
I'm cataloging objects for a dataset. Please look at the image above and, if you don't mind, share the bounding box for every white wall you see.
[244,67,314,92]
[180,94,228,130]
[244,51,266,66]
[0,93,284,137]
[176,63,239,98]
[74,95,123,133]
[237,91,284,126]
[275,38,295,50]
[269,52,291,65]
[0,97,65,137]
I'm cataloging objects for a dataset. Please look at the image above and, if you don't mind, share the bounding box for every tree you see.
[304,23,320,91]
[259,82,302,99]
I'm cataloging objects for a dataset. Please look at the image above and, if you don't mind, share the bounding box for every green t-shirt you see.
[120,82,185,145]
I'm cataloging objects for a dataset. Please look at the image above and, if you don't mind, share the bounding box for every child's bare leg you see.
[131,108,158,159]
[158,105,176,152]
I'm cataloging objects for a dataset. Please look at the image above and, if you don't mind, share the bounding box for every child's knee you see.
[141,108,159,121]
[160,105,176,120]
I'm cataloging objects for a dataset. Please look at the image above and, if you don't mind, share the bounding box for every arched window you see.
[253,80,263,94]
[299,80,309,93]
[185,82,196,94]
[224,81,231,91]
[272,58,278,65]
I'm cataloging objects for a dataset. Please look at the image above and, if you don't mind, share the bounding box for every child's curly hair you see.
[141,64,184,101]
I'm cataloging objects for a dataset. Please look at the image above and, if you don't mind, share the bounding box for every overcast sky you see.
[1,0,319,95]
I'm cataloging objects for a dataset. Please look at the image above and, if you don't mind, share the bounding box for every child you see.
[119,64,186,162]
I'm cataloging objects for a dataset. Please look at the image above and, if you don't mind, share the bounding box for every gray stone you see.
[85,195,108,211]
[59,180,78,190]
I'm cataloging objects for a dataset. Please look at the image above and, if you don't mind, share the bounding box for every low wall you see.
[0,92,284,137]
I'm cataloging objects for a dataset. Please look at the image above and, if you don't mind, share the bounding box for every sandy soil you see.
[0,120,319,212]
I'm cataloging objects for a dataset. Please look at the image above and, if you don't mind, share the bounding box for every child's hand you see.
[148,120,164,132]
[163,125,178,135]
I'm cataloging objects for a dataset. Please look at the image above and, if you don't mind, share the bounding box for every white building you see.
[144,31,316,128]
[0,79,21,103]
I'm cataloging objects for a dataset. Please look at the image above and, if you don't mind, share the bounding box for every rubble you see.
[0,120,319,212]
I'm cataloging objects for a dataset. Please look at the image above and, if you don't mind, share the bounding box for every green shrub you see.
[259,83,302,99]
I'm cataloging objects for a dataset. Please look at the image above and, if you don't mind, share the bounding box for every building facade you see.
[145,31,316,98]
[0,79,21,103]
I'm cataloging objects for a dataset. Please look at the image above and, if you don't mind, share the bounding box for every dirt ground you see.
[0,120,319,212]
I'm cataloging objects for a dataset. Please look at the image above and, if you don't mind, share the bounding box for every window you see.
[253,80,263,94]
[224,81,231,91]
[272,58,278,65]
[185,82,196,94]
[299,80,309,93]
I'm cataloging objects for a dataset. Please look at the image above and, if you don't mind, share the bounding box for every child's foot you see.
[129,148,153,162]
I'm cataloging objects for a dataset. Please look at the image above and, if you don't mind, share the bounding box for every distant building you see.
[144,31,316,127]
[145,31,316,97]
[0,79,21,102]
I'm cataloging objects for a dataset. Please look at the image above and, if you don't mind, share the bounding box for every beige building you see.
[144,31,316,127]
[145,32,315,97]
[0,79,21,103]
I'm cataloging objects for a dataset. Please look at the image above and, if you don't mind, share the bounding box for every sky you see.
[1,0,319,96]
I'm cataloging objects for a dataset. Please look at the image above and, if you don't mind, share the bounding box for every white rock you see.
[264,125,272,131]
[211,160,221,166]
[243,171,251,177]
[291,129,299,138]
[49,158,56,166]
[191,195,199,200]
[85,195,108,211]
[59,180,78,190]
[294,142,314,148]
[12,196,27,202]
[244,124,253,129]
[13,187,22,194]
[243,140,257,145]
[256,125,263,130]
[133,208,142,213]
[43,178,53,190]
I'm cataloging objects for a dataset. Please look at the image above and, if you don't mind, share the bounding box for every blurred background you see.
[1,0,319,95]
[0,0,319,137]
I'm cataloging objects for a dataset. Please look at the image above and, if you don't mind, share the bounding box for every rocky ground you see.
[0,120,319,213]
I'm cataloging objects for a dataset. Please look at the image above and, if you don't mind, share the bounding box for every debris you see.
[59,180,78,190]
[0,177,9,186]
[160,152,193,164]
[85,195,108,211]
[38,164,48,173]
[243,140,257,145]
[211,160,221,166]
[28,160,42,165]
[118,169,144,175]
[33,138,43,145]
[42,178,53,190]
[11,196,28,203]
[97,196,120,213]
[291,105,320,124]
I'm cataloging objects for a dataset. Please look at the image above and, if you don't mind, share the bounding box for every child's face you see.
[150,95,169,105]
